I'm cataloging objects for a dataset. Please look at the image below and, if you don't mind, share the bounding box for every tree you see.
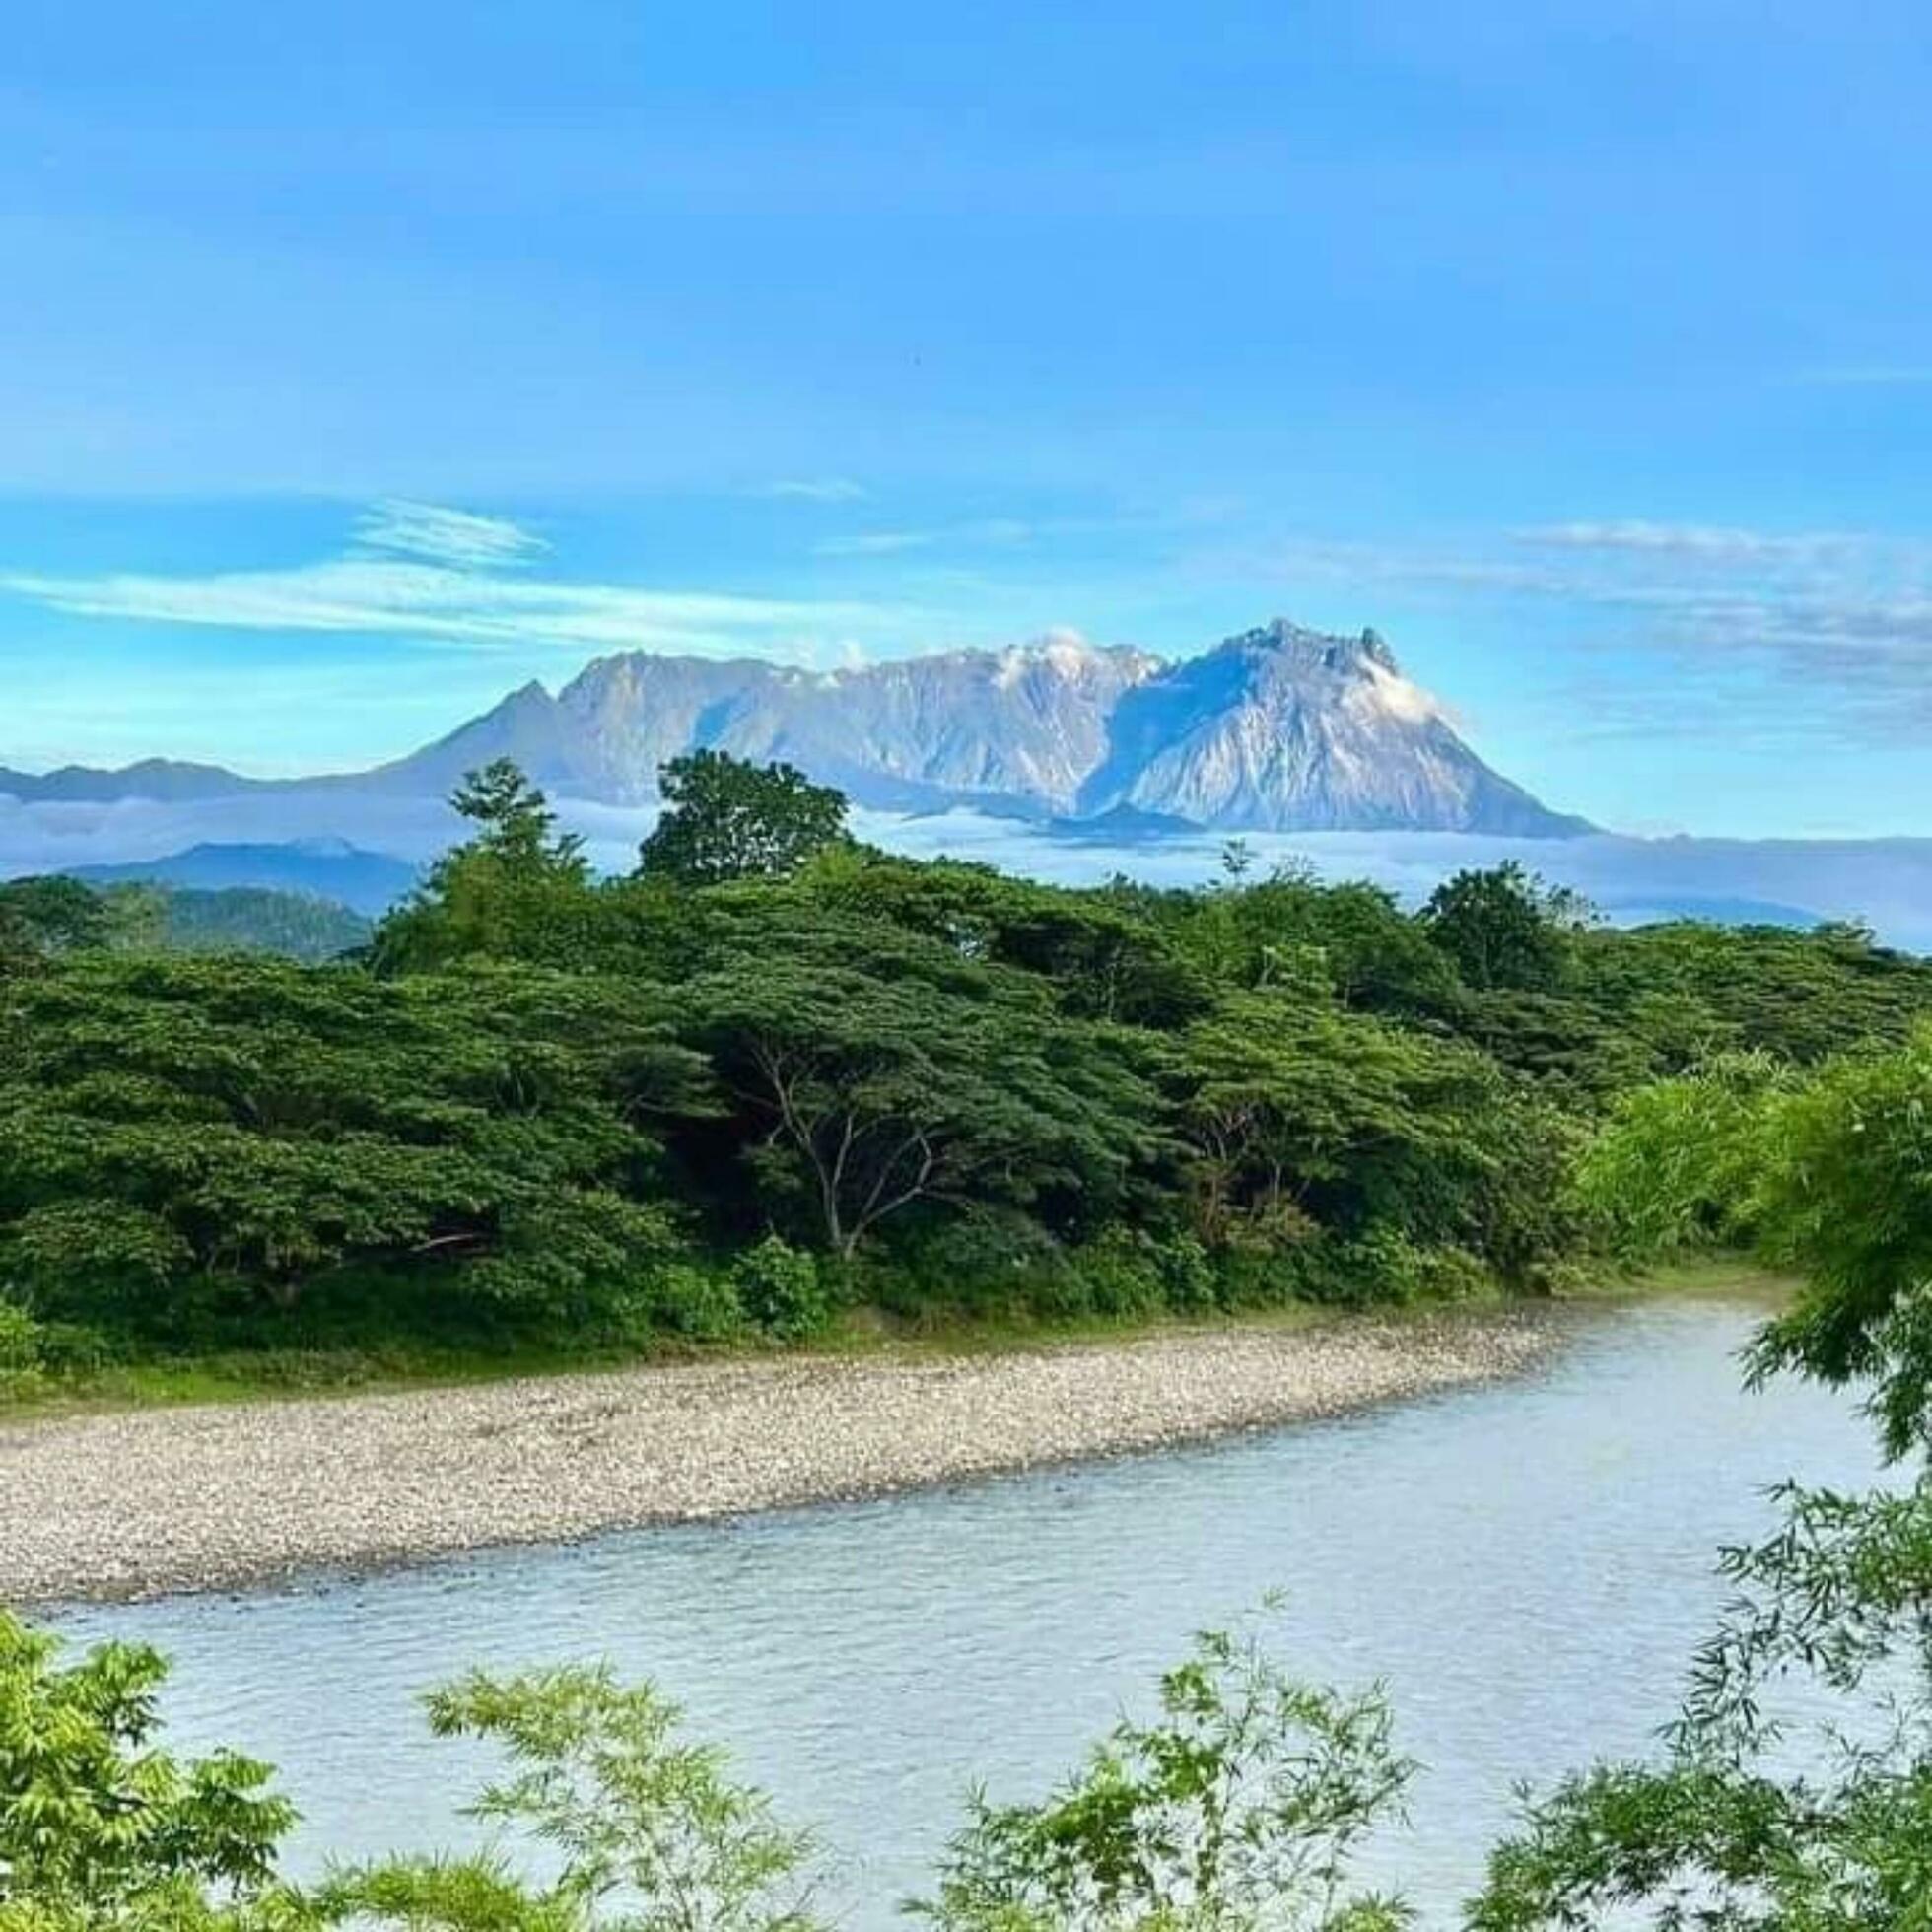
[915,1621,1414,1932]
[655,904,1166,1260]
[673,941,1159,1259]
[1173,992,1560,1281]
[1472,1025,1932,1929]
[0,876,110,965]
[0,1611,302,1927]
[451,759,586,872]
[322,1666,828,1932]
[1419,863,1587,994]
[0,954,705,1331]
[638,752,848,887]
[373,764,593,970]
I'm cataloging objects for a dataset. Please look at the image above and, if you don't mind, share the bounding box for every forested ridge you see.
[4,753,1931,1393]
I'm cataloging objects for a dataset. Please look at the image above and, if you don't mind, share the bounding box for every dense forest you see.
[4,751,1931,1391]
[0,874,373,965]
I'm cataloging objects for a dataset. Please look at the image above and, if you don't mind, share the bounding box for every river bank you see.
[2,1303,1565,1605]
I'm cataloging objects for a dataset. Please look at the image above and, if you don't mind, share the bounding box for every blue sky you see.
[4,1,1931,835]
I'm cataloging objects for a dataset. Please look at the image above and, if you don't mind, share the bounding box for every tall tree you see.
[673,938,1158,1258]
[375,763,593,969]
[450,759,586,871]
[638,752,848,887]
[1420,862,1588,994]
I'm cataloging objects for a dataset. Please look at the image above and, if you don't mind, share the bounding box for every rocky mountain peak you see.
[1217,617,1400,676]
[355,618,1586,835]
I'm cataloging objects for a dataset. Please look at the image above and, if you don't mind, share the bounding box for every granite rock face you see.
[1074,620,1588,834]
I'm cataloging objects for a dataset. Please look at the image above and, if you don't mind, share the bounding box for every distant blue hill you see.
[0,758,261,803]
[67,840,419,916]
[1595,893,1823,931]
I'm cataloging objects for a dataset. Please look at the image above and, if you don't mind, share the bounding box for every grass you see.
[0,1256,1791,1424]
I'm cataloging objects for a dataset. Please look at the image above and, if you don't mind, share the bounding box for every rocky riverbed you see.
[0,1310,1564,1605]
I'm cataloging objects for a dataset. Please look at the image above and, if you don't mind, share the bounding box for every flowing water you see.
[54,1294,1883,1924]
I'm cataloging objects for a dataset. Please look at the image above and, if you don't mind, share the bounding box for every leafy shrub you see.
[633,1263,746,1344]
[732,1236,830,1343]
[1150,1228,1222,1313]
[1064,1229,1167,1321]
[879,1210,1076,1321]
[1314,1228,1499,1307]
[0,1297,46,1401]
[1069,1228,1222,1320]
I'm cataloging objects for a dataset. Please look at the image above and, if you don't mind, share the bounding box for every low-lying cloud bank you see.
[4,792,1930,950]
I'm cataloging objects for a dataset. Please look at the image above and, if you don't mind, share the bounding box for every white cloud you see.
[0,505,914,663]
[355,499,549,568]
[815,529,939,557]
[1514,520,1864,565]
[1793,366,1932,389]
[758,477,868,503]
[814,518,1038,559]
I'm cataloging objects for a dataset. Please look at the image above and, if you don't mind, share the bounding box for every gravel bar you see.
[0,1309,1564,1605]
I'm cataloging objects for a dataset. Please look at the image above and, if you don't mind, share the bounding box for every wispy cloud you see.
[816,529,938,557]
[355,499,550,568]
[1792,365,1932,389]
[814,518,1038,559]
[0,503,910,663]
[1248,518,1932,746]
[757,477,868,503]
[1515,520,1867,565]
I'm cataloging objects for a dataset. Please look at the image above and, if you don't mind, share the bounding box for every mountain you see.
[371,632,1165,815]
[68,840,419,915]
[0,757,262,803]
[371,619,1588,835]
[1075,622,1587,834]
[2,618,1587,837]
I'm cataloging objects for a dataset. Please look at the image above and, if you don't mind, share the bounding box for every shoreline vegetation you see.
[0,749,1920,1601]
[6,757,1924,1415]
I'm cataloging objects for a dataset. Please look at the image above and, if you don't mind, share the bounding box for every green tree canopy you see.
[1474,1024,1932,1929]
[0,954,705,1335]
[638,751,849,887]
[0,875,111,965]
[1420,863,1588,995]
[669,922,1162,1258]
[375,762,593,970]
[0,1612,300,1927]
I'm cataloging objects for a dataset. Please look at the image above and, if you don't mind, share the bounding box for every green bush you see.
[874,1211,1071,1322]
[1066,1229,1167,1320]
[1067,1228,1225,1320]
[634,1263,747,1344]
[1314,1228,1498,1307]
[0,1297,46,1401]
[731,1237,830,1343]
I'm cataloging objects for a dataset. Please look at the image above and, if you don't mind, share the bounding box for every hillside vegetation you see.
[3,755,1928,1395]
[0,873,372,964]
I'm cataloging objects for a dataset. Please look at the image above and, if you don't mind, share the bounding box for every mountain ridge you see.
[1,618,1591,837]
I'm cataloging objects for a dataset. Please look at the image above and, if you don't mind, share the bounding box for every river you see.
[52,1293,1881,1925]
